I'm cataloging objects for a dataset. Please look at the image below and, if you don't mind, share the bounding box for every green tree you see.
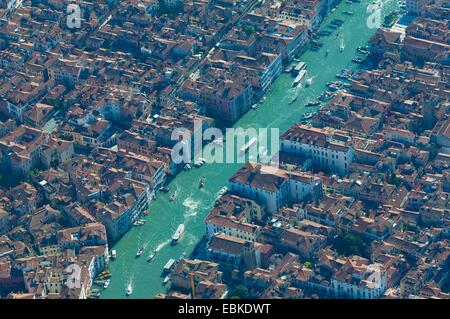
[332,233,367,257]
[230,285,248,299]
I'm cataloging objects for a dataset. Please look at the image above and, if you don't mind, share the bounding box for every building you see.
[331,258,388,299]
[281,124,354,175]
[406,0,427,16]
[205,194,262,241]
[206,233,262,270]
[90,178,151,242]
[229,163,322,214]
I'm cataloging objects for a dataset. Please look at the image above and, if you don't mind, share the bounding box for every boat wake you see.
[155,239,171,252]
[125,277,134,295]
[183,197,200,214]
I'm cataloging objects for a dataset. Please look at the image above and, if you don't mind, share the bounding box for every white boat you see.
[305,78,313,87]
[293,61,306,73]
[111,250,117,259]
[136,247,144,257]
[213,137,223,146]
[251,104,258,109]
[163,275,171,285]
[219,186,228,195]
[163,259,176,274]
[184,164,191,171]
[293,70,307,87]
[103,279,110,289]
[126,286,133,296]
[172,224,185,245]
[194,160,204,168]
[147,251,156,262]
[339,37,345,52]
[239,137,257,155]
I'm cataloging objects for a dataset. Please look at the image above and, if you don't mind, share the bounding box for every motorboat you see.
[306,101,320,107]
[199,176,206,188]
[239,137,257,156]
[136,247,144,258]
[289,96,298,105]
[103,279,110,289]
[161,186,170,193]
[219,186,228,195]
[213,137,224,146]
[147,251,156,262]
[111,250,117,259]
[126,286,132,296]
[169,194,176,201]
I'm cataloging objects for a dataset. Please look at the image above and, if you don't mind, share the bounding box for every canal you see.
[101,0,399,298]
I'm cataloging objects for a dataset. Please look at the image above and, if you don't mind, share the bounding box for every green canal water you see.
[101,0,398,298]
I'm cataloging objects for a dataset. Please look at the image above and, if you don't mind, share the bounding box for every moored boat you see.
[219,186,228,195]
[163,259,176,274]
[98,271,111,279]
[161,186,170,193]
[293,70,307,87]
[306,101,320,107]
[301,112,314,121]
[163,275,171,285]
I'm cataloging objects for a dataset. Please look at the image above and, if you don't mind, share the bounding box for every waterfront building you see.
[206,233,263,271]
[205,194,263,241]
[281,124,354,175]
[229,163,322,214]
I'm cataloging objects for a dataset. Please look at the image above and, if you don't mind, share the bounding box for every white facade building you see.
[229,163,321,214]
[281,124,354,175]
[331,262,388,299]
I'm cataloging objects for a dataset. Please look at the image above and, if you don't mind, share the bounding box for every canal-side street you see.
[101,0,399,299]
